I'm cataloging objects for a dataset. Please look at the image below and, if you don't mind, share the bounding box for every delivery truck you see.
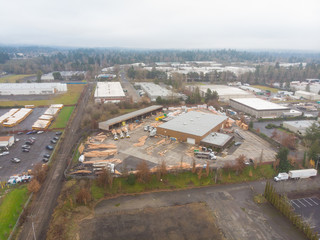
[274,169,317,182]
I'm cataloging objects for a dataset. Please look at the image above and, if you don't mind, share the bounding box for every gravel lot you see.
[0,131,58,181]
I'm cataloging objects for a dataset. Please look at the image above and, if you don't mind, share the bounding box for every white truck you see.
[194,151,217,160]
[274,169,317,182]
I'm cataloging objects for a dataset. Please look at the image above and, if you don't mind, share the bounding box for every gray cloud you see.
[0,0,319,50]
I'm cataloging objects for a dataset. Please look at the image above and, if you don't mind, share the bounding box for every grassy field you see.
[91,164,275,200]
[0,74,35,83]
[252,85,279,93]
[0,84,85,107]
[0,186,29,239]
[50,106,75,129]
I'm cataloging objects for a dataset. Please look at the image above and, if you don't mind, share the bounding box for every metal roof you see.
[201,132,233,147]
[157,111,227,137]
[283,120,316,129]
[99,105,163,130]
[230,98,290,111]
[94,82,125,98]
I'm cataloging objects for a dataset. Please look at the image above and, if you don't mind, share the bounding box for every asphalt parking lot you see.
[0,131,58,181]
[290,197,320,234]
[0,107,47,133]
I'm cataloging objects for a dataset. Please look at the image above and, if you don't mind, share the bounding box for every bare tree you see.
[234,155,246,175]
[97,168,113,189]
[136,160,151,183]
[28,179,41,193]
[206,161,210,177]
[76,188,91,205]
[192,158,196,173]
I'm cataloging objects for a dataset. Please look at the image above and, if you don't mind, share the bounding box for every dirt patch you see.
[79,203,225,240]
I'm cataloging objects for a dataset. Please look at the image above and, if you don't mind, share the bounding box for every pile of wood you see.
[150,122,162,128]
[156,139,166,145]
[83,149,117,157]
[87,143,117,150]
[133,136,148,147]
[83,158,122,164]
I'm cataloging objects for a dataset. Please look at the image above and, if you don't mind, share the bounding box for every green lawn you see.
[0,74,35,83]
[91,164,275,200]
[0,84,85,107]
[0,186,29,239]
[251,85,279,93]
[50,106,75,129]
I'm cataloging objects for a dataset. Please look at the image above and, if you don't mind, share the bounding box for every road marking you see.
[291,200,300,208]
[309,198,318,205]
[303,198,313,206]
[297,199,307,207]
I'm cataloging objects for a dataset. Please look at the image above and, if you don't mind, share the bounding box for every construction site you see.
[68,105,277,177]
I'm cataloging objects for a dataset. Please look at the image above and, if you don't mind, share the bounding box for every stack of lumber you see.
[133,136,148,147]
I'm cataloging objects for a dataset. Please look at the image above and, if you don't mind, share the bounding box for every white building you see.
[94,82,126,103]
[0,136,15,147]
[295,90,320,101]
[135,82,178,102]
[283,120,316,135]
[188,85,255,103]
[230,98,290,118]
[0,83,67,95]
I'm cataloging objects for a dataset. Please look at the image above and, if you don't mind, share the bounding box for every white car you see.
[21,175,32,182]
[37,131,44,134]
[11,157,21,163]
[0,151,9,156]
[7,176,22,184]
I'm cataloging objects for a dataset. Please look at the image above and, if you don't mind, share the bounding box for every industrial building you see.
[200,132,234,149]
[230,98,290,118]
[0,136,14,147]
[0,83,67,95]
[99,105,163,130]
[41,71,86,81]
[283,120,316,135]
[187,85,255,103]
[157,111,228,144]
[135,82,179,102]
[294,90,320,101]
[94,82,126,103]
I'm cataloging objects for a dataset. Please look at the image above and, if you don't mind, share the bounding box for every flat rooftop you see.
[295,90,319,96]
[157,111,227,137]
[94,82,125,98]
[137,82,173,97]
[230,98,290,111]
[198,85,252,96]
[201,132,233,147]
[99,105,163,130]
[283,120,316,129]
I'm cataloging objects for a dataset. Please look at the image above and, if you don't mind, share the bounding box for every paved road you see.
[18,83,93,240]
[119,69,140,103]
[87,177,320,240]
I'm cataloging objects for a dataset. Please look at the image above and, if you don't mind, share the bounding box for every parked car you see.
[234,142,242,146]
[46,145,54,150]
[55,131,62,135]
[11,158,21,163]
[22,145,30,149]
[17,132,24,135]
[37,131,44,134]
[30,137,36,141]
[21,175,32,182]
[25,141,33,145]
[0,151,9,156]
[51,139,57,144]
[7,176,22,184]
[43,154,50,158]
[15,138,20,142]
[22,149,30,152]
[26,131,33,135]
[31,130,37,134]
[53,136,59,140]
[42,158,49,163]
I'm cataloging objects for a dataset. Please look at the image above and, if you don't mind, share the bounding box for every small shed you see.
[0,136,15,147]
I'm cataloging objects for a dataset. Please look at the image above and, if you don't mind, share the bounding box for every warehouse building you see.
[295,90,320,101]
[99,105,163,130]
[94,82,126,103]
[157,111,228,144]
[200,132,234,149]
[0,136,15,147]
[135,82,179,102]
[283,120,316,135]
[187,85,255,103]
[0,83,67,95]
[230,98,290,118]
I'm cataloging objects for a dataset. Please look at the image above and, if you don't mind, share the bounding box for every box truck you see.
[274,169,317,181]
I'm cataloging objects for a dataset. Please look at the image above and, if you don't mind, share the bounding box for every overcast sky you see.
[1,0,319,50]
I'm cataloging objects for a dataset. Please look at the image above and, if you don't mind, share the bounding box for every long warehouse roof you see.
[94,82,125,98]
[230,98,290,111]
[99,105,163,130]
